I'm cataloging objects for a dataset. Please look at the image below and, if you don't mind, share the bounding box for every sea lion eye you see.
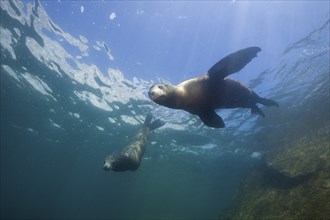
[158,85,164,90]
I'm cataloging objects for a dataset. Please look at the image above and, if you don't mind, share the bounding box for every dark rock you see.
[265,129,329,178]
[219,128,330,220]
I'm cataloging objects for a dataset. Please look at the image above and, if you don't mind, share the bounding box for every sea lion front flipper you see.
[198,111,225,128]
[208,47,261,79]
[251,105,265,117]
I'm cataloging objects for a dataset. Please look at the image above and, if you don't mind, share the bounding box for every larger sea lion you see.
[103,114,164,172]
[148,47,279,128]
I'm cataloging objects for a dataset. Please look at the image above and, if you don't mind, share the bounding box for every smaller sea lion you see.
[103,114,164,172]
[148,47,279,128]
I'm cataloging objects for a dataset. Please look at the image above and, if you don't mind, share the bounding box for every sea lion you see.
[103,114,164,172]
[148,47,279,128]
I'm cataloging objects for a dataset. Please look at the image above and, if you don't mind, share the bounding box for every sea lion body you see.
[103,114,164,172]
[149,47,279,128]
[177,76,257,113]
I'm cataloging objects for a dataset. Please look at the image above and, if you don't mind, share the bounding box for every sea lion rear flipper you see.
[208,47,261,79]
[251,105,265,117]
[198,111,225,128]
[144,113,153,126]
[149,119,165,130]
[258,97,279,107]
[144,114,165,130]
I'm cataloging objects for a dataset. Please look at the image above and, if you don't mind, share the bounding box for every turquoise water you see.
[1,1,329,220]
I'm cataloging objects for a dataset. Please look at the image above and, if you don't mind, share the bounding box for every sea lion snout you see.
[148,84,166,101]
[103,161,112,171]
[148,90,155,99]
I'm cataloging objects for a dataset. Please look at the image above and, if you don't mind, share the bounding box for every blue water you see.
[1,1,329,220]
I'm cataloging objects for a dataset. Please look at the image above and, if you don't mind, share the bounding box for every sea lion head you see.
[103,154,139,172]
[148,83,177,107]
[103,154,117,171]
[148,83,168,101]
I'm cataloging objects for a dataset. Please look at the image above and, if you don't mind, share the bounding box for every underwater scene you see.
[1,1,329,220]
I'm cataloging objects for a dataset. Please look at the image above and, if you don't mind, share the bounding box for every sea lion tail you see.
[144,114,165,130]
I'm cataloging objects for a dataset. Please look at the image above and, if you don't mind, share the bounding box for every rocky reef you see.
[219,127,330,220]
